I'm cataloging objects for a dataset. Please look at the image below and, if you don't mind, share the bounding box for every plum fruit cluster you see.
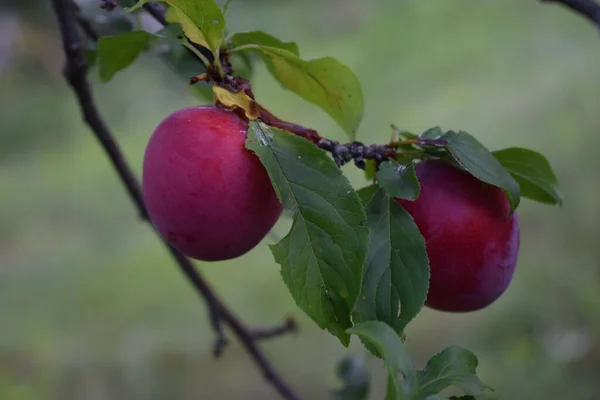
[142,106,519,312]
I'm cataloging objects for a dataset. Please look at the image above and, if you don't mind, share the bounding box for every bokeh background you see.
[2,0,600,399]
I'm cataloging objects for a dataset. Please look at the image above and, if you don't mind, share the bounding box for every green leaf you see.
[391,125,418,141]
[97,30,157,82]
[158,48,212,101]
[413,347,490,399]
[493,147,563,206]
[246,122,369,345]
[364,159,377,181]
[243,46,364,138]
[376,161,420,201]
[155,22,185,40]
[348,322,417,394]
[332,355,371,400]
[357,183,380,205]
[165,6,179,23]
[420,126,443,139]
[155,24,211,101]
[229,30,299,55]
[386,373,405,400]
[442,131,521,214]
[353,186,429,333]
[125,0,225,57]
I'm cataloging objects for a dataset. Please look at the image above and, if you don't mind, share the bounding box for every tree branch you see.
[541,0,600,29]
[252,317,298,341]
[51,1,300,399]
[141,1,167,25]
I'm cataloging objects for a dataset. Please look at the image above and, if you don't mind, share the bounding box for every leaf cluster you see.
[91,1,564,398]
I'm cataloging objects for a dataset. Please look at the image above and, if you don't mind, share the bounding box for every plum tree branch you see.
[541,0,600,29]
[141,1,167,25]
[51,1,300,399]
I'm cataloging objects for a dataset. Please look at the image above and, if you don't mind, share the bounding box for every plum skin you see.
[142,106,283,262]
[396,160,520,312]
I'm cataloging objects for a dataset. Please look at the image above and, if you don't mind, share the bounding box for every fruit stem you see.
[181,41,212,70]
[213,52,226,79]
[229,44,261,53]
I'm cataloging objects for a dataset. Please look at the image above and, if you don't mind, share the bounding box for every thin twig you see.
[100,0,117,11]
[541,0,600,29]
[51,1,300,399]
[75,13,99,41]
[252,317,298,340]
[141,1,167,25]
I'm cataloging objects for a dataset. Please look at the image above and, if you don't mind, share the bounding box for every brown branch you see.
[75,12,99,41]
[51,1,300,399]
[541,0,600,29]
[141,1,168,25]
[252,317,298,341]
[100,0,117,11]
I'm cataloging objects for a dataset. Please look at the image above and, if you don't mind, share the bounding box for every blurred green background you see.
[1,0,599,399]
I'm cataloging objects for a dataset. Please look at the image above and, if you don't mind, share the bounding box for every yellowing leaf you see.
[212,86,259,119]
[165,6,179,23]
